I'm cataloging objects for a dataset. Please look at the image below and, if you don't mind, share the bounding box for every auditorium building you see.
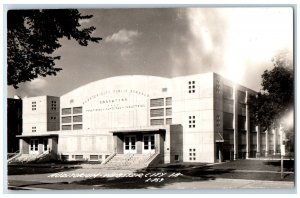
[14,72,282,164]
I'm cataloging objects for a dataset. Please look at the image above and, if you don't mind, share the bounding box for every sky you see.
[7,7,293,98]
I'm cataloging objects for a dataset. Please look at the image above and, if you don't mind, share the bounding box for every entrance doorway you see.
[43,139,48,152]
[143,134,155,154]
[29,139,39,154]
[124,135,137,154]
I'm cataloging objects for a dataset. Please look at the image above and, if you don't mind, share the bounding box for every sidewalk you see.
[152,178,294,189]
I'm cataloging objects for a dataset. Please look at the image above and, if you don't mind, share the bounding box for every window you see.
[150,119,164,126]
[188,116,196,128]
[90,155,99,160]
[51,101,57,110]
[166,108,172,116]
[32,126,36,132]
[150,108,164,117]
[216,80,221,94]
[62,108,71,115]
[166,118,172,125]
[75,155,83,160]
[188,81,196,93]
[223,85,233,99]
[62,116,72,123]
[150,98,164,107]
[175,155,179,161]
[73,115,83,123]
[73,107,82,114]
[73,124,83,130]
[238,116,246,130]
[62,125,72,130]
[223,112,233,129]
[162,88,167,92]
[238,91,246,103]
[189,149,196,161]
[223,100,234,113]
[238,103,246,116]
[216,115,221,129]
[166,97,172,106]
[32,101,36,111]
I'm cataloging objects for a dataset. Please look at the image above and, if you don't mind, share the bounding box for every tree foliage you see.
[7,9,102,88]
[248,53,293,131]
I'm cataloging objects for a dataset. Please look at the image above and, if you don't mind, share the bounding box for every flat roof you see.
[16,133,58,138]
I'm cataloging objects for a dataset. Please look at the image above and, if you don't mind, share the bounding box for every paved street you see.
[7,160,295,190]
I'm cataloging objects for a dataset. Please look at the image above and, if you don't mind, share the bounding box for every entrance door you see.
[43,139,49,152]
[29,139,39,154]
[143,134,155,154]
[124,135,137,154]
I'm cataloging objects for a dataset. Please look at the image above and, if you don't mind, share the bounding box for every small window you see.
[175,155,179,161]
[150,108,164,117]
[73,107,82,114]
[188,116,196,128]
[32,126,36,132]
[73,115,83,123]
[150,119,164,126]
[150,98,164,107]
[32,101,37,111]
[166,97,172,106]
[62,108,72,115]
[73,124,83,130]
[75,155,83,160]
[62,116,72,123]
[166,118,172,125]
[62,125,72,130]
[166,108,172,116]
[188,81,196,93]
[90,155,99,160]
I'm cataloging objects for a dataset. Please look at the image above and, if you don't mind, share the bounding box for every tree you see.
[248,52,293,132]
[7,9,102,88]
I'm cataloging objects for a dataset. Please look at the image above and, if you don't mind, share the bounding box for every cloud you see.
[105,29,141,44]
[29,78,47,90]
[183,8,293,90]
[19,78,48,97]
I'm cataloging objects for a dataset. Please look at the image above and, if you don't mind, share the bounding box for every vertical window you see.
[51,101,57,110]
[166,97,172,106]
[188,81,196,93]
[189,149,196,161]
[32,101,36,111]
[238,91,246,103]
[188,116,196,128]
[32,126,36,132]
[216,80,221,94]
[223,85,233,99]
[216,115,221,129]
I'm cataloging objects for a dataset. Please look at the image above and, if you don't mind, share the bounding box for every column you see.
[256,126,261,157]
[245,91,250,159]
[233,86,238,160]
[19,139,29,154]
[273,128,276,154]
[265,130,269,156]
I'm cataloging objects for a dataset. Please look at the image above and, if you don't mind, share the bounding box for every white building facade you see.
[17,73,280,163]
